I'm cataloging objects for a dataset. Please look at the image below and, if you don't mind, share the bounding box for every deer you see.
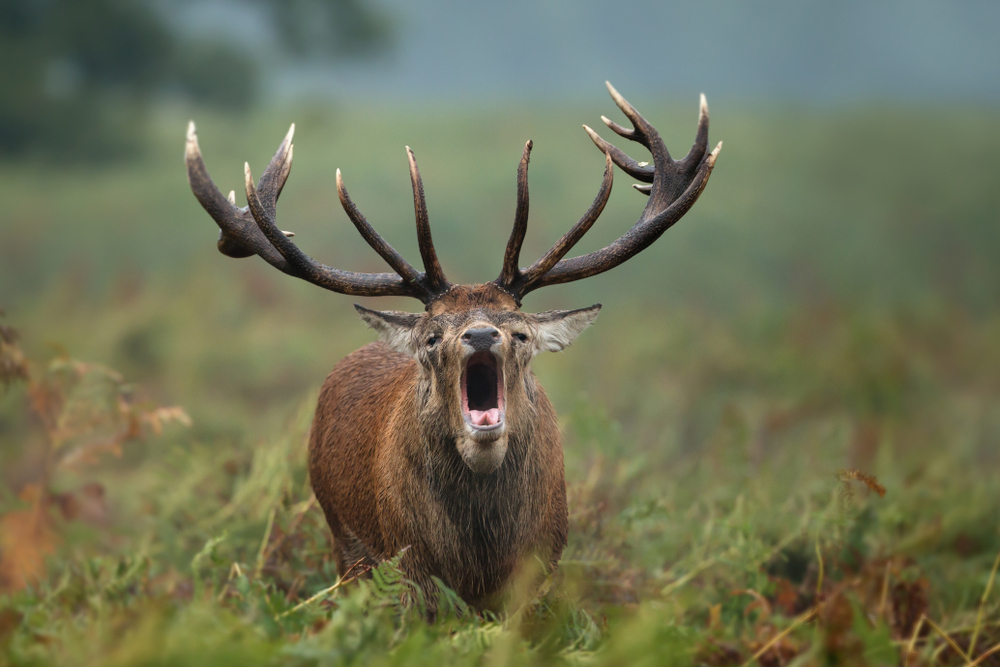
[185,82,721,612]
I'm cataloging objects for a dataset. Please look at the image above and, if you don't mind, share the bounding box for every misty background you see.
[1,0,999,438]
[274,0,1000,103]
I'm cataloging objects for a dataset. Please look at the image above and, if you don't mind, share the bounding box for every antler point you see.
[227,190,236,205]
[184,123,201,161]
[707,141,723,166]
[605,81,623,102]
[335,168,349,202]
[582,125,604,147]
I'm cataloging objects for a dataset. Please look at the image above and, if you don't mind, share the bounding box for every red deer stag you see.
[186,82,721,611]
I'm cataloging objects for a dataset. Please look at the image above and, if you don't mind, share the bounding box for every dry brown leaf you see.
[141,406,192,435]
[770,577,802,616]
[838,468,887,497]
[738,588,773,626]
[0,504,58,593]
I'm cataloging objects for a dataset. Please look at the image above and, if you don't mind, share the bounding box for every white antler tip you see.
[184,121,200,159]
[282,230,295,237]
[582,125,605,147]
[605,80,624,102]
[707,141,723,165]
[699,93,708,116]
[227,190,236,205]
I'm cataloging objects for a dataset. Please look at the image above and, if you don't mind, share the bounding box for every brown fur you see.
[189,83,718,613]
[308,285,574,611]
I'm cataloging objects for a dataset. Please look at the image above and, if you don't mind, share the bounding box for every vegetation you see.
[0,0,391,158]
[1,101,999,665]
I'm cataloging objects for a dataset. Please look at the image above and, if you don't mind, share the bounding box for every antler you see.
[186,122,452,304]
[494,82,721,303]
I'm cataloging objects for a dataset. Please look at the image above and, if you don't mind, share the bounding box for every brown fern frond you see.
[837,469,887,497]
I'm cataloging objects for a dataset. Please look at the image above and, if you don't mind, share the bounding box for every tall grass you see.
[1,100,999,665]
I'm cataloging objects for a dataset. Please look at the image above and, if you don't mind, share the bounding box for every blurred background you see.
[1,0,999,662]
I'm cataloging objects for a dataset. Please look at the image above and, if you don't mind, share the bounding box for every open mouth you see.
[461,351,505,430]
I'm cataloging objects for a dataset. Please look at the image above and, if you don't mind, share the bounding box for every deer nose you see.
[462,327,500,351]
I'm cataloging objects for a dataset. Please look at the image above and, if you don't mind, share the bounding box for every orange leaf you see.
[0,507,58,593]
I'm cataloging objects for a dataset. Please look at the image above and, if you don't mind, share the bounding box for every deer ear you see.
[531,304,601,353]
[355,304,422,355]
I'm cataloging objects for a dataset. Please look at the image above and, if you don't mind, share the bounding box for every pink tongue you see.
[470,408,500,426]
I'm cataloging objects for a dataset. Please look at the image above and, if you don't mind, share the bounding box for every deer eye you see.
[514,332,528,343]
[426,335,441,347]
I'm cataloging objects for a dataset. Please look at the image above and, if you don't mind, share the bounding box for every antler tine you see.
[188,122,440,301]
[600,115,634,140]
[406,147,450,291]
[509,86,722,300]
[535,146,721,292]
[256,123,295,218]
[186,121,290,266]
[586,82,675,184]
[585,124,654,183]
[336,169,423,286]
[516,150,613,290]
[243,162,420,299]
[680,93,710,166]
[498,140,533,288]
[605,81,664,156]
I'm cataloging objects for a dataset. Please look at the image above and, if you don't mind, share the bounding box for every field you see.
[1,98,999,666]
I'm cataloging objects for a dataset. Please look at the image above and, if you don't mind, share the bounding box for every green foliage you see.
[0,0,390,160]
[0,0,168,158]
[1,103,1000,664]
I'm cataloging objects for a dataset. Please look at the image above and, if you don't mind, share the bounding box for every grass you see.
[1,98,999,665]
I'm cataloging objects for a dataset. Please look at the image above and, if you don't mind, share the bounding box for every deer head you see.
[186,82,721,475]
